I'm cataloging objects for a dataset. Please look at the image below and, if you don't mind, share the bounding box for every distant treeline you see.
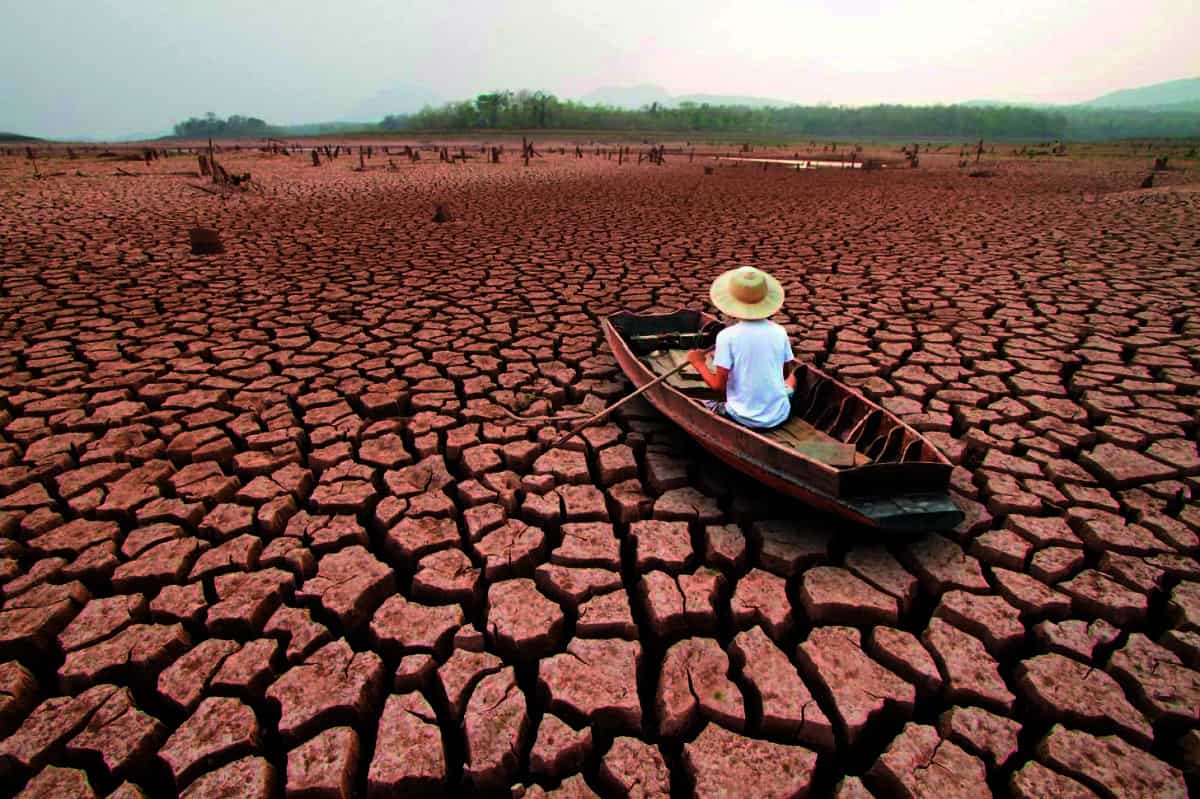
[173,112,272,138]
[382,90,1200,140]
[172,115,374,139]
[175,94,1200,142]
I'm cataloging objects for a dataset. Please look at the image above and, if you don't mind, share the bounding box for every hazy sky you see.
[2,0,1196,139]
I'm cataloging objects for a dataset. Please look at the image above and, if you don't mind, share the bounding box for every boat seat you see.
[764,415,867,467]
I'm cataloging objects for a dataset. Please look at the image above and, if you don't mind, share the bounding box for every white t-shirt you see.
[712,319,795,428]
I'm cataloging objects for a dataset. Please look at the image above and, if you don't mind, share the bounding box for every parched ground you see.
[0,144,1198,798]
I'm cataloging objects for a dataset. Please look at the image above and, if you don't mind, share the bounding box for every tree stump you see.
[1141,174,1155,189]
[433,203,453,223]
[189,228,224,255]
[312,150,321,167]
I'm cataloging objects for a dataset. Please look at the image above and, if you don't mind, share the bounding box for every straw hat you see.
[709,266,784,320]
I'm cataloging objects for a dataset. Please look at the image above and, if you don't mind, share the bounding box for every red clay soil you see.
[0,143,1197,798]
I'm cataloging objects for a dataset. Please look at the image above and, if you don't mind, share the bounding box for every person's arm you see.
[781,331,799,388]
[783,358,800,389]
[687,349,729,392]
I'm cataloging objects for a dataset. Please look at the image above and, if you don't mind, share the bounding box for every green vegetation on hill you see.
[385,91,1200,140]
[173,91,1200,143]
[0,132,42,142]
[1061,108,1200,139]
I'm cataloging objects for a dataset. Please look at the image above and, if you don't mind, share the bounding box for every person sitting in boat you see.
[687,266,797,429]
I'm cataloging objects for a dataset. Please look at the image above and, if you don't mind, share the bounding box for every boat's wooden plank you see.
[792,439,860,467]
[775,415,827,443]
[643,350,713,393]
[764,416,862,467]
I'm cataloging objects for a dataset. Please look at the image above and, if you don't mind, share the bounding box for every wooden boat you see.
[604,310,964,531]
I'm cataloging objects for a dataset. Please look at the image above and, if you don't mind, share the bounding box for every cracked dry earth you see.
[0,146,1198,799]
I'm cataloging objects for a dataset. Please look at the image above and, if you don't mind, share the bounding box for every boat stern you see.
[844,492,965,532]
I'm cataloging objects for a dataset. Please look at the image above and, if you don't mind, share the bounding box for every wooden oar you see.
[546,359,693,451]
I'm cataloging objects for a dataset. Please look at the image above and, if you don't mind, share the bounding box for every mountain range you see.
[580,78,1200,113]
[1082,77,1200,111]
[578,78,1200,112]
[965,77,1200,112]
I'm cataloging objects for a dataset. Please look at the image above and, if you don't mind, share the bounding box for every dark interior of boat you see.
[609,311,941,470]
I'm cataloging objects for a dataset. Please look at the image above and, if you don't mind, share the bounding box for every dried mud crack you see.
[0,144,1197,798]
